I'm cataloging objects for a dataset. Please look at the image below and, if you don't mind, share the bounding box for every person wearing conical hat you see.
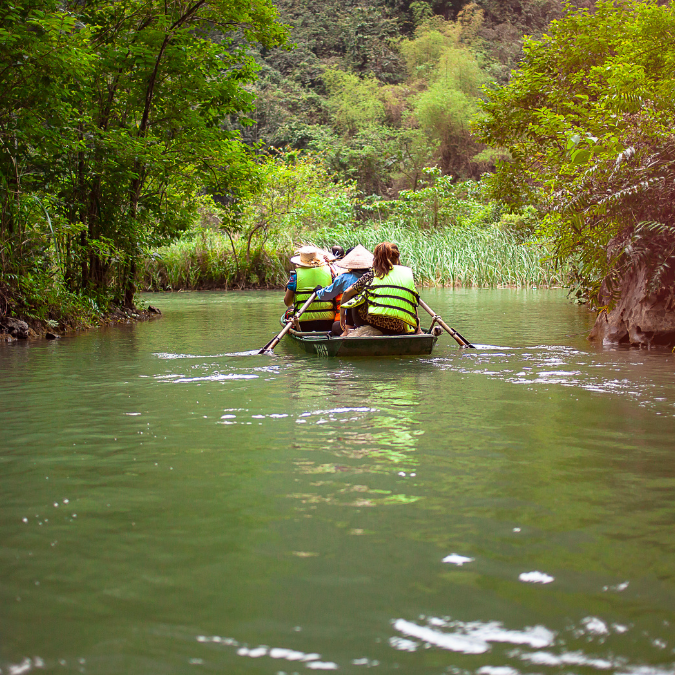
[284,246,337,332]
[310,245,374,335]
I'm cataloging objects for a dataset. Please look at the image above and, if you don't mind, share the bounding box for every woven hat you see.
[336,244,374,270]
[290,246,333,267]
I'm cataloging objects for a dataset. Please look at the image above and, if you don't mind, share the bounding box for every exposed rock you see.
[589,264,675,347]
[45,332,59,340]
[147,305,161,314]
[0,317,30,339]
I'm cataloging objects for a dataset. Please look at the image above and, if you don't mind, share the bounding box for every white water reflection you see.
[519,571,554,584]
[517,649,615,669]
[388,615,675,674]
[442,553,474,566]
[582,617,610,635]
[392,618,555,655]
[172,373,258,383]
[154,350,262,359]
[196,635,337,669]
[299,407,376,417]
[5,657,43,675]
[424,344,675,414]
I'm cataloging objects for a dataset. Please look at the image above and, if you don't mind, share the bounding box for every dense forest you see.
[143,0,573,294]
[2,0,674,345]
[246,0,569,192]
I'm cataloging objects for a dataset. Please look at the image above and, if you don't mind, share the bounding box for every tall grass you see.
[311,220,564,287]
[143,219,566,290]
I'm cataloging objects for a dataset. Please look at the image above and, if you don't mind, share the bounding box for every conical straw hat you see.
[336,244,374,270]
[290,246,334,267]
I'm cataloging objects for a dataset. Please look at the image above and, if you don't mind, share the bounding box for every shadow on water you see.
[1,289,674,674]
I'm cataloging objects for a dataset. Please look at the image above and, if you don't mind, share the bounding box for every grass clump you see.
[312,221,563,287]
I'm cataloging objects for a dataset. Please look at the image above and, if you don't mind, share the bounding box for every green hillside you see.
[244,0,569,194]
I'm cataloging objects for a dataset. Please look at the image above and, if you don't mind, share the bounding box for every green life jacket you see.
[295,265,334,322]
[341,290,367,309]
[363,265,419,330]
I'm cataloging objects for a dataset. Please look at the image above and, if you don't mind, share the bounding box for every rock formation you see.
[0,317,30,339]
[589,265,675,348]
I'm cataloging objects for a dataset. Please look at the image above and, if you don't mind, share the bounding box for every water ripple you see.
[389,615,675,674]
[423,345,675,414]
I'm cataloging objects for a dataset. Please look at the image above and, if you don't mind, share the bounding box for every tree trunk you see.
[124,261,136,309]
[80,230,88,286]
[225,229,240,280]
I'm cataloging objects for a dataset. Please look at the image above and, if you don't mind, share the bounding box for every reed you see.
[310,220,565,287]
[144,219,566,290]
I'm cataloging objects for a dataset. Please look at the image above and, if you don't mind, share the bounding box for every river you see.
[1,289,675,675]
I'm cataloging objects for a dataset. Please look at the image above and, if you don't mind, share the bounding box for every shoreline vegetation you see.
[138,163,567,326]
[143,156,567,294]
[143,223,564,293]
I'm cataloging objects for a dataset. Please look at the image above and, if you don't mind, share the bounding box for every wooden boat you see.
[281,316,438,357]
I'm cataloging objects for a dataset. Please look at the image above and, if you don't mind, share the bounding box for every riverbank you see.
[1,220,562,341]
[0,305,162,342]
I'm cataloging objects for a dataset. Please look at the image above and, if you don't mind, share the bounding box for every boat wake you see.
[154,350,268,359]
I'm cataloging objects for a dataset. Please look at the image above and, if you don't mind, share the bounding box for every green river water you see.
[2,289,675,675]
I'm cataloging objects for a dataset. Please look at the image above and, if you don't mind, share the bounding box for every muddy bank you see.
[0,305,162,343]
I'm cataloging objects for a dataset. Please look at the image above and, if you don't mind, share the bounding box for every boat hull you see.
[284,326,438,357]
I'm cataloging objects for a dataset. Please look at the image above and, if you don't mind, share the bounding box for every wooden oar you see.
[259,292,318,354]
[418,298,475,348]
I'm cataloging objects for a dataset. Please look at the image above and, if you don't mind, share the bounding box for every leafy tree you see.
[1,0,287,319]
[297,14,494,192]
[400,14,490,179]
[410,0,434,26]
[399,14,463,74]
[412,46,487,178]
[390,128,441,191]
[264,0,404,81]
[215,151,357,283]
[476,0,675,306]
[323,69,387,134]
[314,125,400,195]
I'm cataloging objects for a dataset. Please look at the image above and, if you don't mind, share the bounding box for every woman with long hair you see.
[340,242,421,335]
